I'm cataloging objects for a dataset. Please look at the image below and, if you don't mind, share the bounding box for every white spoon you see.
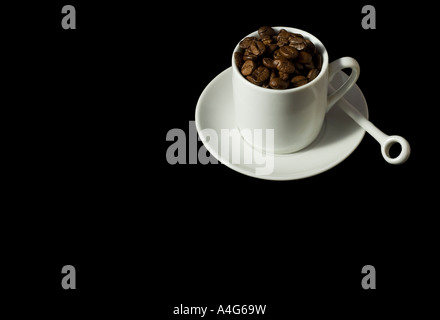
[330,84,410,164]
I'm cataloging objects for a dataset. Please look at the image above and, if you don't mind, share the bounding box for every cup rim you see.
[232,26,329,93]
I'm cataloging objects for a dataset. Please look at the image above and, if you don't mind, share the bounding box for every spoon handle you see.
[336,95,411,164]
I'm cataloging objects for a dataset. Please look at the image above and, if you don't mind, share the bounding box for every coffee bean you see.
[280,46,298,59]
[241,60,257,76]
[291,33,304,38]
[234,27,323,89]
[275,59,295,74]
[261,35,273,45]
[239,37,256,49]
[277,29,290,41]
[297,51,312,64]
[289,36,307,51]
[247,69,269,86]
[291,75,308,87]
[270,77,290,89]
[266,44,278,55]
[243,49,258,61]
[246,75,260,85]
[307,68,319,81]
[273,49,283,60]
[250,40,266,56]
[263,57,277,69]
[258,26,276,38]
[252,66,270,83]
[277,38,289,47]
[304,61,315,69]
[294,62,304,72]
[279,72,290,81]
[276,29,290,47]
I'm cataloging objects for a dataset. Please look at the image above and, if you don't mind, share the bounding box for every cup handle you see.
[327,57,360,112]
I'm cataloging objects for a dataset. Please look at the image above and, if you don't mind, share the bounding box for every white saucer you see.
[195,67,368,180]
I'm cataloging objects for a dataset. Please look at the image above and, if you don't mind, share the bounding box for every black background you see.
[6,0,437,318]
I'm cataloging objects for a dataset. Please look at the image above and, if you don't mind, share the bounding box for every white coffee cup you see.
[232,27,360,154]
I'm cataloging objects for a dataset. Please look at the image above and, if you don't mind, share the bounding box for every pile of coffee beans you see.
[234,26,323,89]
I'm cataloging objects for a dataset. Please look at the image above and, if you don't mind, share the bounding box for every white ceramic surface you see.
[232,27,360,154]
[195,68,368,180]
[329,81,410,165]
